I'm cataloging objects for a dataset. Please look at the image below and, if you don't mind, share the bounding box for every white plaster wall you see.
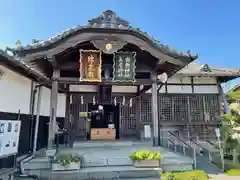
[0,65,66,117]
[167,85,192,94]
[69,85,138,93]
[112,86,137,93]
[0,65,31,114]
[57,93,66,117]
[193,76,217,84]
[194,85,219,94]
[168,76,192,84]
[70,85,97,92]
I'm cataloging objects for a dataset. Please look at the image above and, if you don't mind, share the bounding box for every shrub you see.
[129,150,161,160]
[51,153,82,166]
[225,169,240,176]
[160,170,208,180]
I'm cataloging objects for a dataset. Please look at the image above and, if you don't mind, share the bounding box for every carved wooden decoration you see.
[91,39,126,54]
[79,49,102,82]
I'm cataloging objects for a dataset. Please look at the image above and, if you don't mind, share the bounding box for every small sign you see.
[144,125,151,139]
[215,128,221,138]
[79,112,88,117]
[46,149,56,157]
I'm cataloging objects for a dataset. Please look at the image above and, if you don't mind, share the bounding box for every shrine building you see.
[1,10,240,149]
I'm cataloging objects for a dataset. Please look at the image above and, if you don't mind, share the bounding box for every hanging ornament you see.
[122,96,125,106]
[81,96,84,104]
[93,96,96,105]
[70,95,73,104]
[114,97,117,106]
[129,98,133,107]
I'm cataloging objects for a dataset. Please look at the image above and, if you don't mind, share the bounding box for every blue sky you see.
[0,0,239,88]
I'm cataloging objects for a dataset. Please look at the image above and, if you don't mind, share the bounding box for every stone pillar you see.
[47,69,59,149]
[151,74,159,146]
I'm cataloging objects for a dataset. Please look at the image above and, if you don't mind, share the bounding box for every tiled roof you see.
[0,49,49,81]
[6,10,197,61]
[177,61,240,77]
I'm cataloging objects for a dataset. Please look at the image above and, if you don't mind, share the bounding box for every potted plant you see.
[129,150,161,168]
[51,153,82,171]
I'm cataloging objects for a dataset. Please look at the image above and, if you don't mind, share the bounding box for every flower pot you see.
[133,160,160,168]
[52,162,80,171]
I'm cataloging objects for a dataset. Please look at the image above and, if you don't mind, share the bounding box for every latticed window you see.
[204,95,220,121]
[158,95,173,122]
[189,95,204,122]
[140,95,152,123]
[172,95,189,122]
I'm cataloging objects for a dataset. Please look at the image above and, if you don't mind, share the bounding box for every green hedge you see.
[225,169,240,176]
[161,170,208,180]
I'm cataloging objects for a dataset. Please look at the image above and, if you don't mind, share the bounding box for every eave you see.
[6,10,197,67]
[0,50,66,93]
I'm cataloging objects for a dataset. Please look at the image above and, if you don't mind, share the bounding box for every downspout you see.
[29,87,37,153]
[18,84,43,179]
[33,85,42,155]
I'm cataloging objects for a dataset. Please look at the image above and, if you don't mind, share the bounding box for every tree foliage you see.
[226,91,240,102]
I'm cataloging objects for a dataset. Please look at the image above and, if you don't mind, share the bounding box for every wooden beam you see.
[58,77,154,85]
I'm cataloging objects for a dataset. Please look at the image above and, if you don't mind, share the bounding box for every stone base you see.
[52,162,80,171]
[134,160,160,168]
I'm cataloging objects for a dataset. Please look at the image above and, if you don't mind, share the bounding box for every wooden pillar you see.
[151,73,159,146]
[47,69,59,149]
[64,85,70,146]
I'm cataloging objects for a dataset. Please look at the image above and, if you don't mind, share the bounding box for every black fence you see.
[0,111,64,169]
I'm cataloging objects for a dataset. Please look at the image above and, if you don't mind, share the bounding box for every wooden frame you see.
[113,52,136,82]
[79,49,102,82]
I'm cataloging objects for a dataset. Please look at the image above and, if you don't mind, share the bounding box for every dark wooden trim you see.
[190,76,194,93]
[69,91,137,96]
[165,83,168,94]
[59,77,153,85]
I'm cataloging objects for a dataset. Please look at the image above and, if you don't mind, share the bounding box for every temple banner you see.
[79,49,102,82]
[113,52,136,82]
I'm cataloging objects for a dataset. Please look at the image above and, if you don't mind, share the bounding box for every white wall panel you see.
[193,77,217,84]
[36,87,66,117]
[194,85,219,94]
[70,85,97,92]
[167,85,192,94]
[0,65,31,114]
[57,93,66,117]
[168,76,191,84]
[112,86,137,93]
[38,87,51,116]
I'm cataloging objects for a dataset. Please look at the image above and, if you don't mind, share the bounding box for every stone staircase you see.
[22,141,193,179]
[165,132,223,174]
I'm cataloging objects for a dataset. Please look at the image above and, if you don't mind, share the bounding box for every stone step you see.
[27,166,162,180]
[73,141,134,148]
[82,156,193,168]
